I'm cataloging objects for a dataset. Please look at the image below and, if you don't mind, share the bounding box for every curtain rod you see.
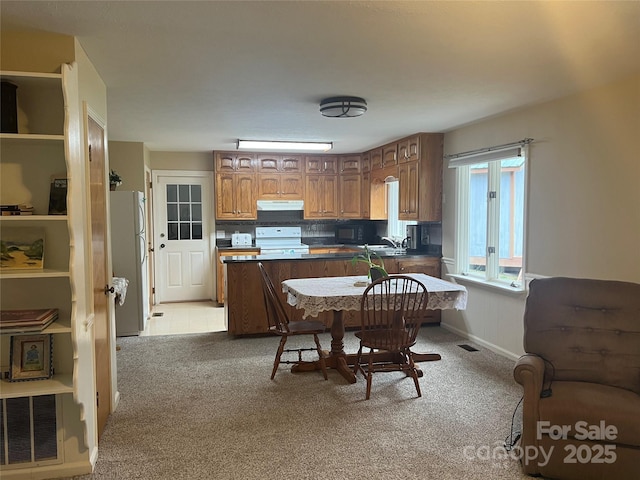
[444,138,534,160]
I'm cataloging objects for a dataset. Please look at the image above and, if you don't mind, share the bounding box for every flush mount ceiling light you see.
[237,140,332,151]
[319,96,367,118]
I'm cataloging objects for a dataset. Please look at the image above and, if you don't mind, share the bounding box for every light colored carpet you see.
[72,327,532,479]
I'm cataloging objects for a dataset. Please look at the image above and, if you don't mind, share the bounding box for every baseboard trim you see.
[440,322,522,361]
[0,459,92,480]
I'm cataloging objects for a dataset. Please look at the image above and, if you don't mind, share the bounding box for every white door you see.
[153,170,214,302]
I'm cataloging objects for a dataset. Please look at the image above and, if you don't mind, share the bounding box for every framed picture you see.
[9,334,53,381]
[0,227,45,270]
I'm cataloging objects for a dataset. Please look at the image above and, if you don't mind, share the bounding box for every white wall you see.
[441,73,640,359]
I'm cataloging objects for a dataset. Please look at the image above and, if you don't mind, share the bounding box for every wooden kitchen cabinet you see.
[225,255,442,335]
[398,160,419,220]
[398,134,420,163]
[257,173,303,199]
[361,170,371,218]
[216,247,259,304]
[255,154,303,199]
[387,256,442,324]
[369,148,383,170]
[305,155,338,174]
[339,154,362,173]
[382,143,398,167]
[215,172,257,219]
[339,174,362,218]
[304,173,338,219]
[215,152,256,172]
[256,154,303,172]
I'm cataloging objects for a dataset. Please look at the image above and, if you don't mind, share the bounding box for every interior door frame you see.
[152,169,215,303]
[83,102,118,434]
[145,165,156,306]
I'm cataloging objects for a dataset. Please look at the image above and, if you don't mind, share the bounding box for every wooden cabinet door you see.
[396,257,441,278]
[236,154,256,171]
[325,175,339,218]
[339,155,361,173]
[281,155,303,172]
[215,172,237,218]
[398,135,420,163]
[306,155,337,174]
[322,175,339,218]
[280,174,303,199]
[398,161,419,220]
[257,154,280,172]
[370,148,383,170]
[234,174,256,219]
[216,153,236,172]
[361,171,371,218]
[361,152,371,173]
[304,175,323,218]
[257,174,280,199]
[339,173,361,218]
[382,143,398,167]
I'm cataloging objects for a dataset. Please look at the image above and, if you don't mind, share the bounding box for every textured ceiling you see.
[1,1,639,153]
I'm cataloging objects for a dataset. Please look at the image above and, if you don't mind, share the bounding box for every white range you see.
[255,226,310,255]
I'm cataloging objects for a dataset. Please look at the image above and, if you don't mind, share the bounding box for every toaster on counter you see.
[231,233,252,247]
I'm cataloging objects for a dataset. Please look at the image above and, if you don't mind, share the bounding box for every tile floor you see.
[140,301,226,336]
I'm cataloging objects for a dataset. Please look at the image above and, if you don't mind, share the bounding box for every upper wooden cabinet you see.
[339,174,362,218]
[255,154,303,199]
[369,148,383,170]
[257,154,303,173]
[399,133,443,221]
[214,152,257,219]
[305,155,338,174]
[215,152,256,172]
[304,174,338,219]
[215,172,257,219]
[257,173,303,200]
[339,154,361,173]
[398,135,420,163]
[382,143,398,167]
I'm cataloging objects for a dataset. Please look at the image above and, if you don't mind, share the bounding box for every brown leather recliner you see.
[513,277,640,480]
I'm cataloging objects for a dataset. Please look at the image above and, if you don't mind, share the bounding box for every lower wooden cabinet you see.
[225,256,442,335]
[215,247,259,304]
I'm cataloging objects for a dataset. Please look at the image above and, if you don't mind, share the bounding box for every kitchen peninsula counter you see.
[222,251,442,335]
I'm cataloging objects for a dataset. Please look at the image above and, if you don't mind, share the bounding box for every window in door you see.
[166,184,203,240]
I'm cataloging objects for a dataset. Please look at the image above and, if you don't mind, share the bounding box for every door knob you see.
[160,243,166,249]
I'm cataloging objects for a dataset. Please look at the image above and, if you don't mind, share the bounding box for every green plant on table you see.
[351,245,388,279]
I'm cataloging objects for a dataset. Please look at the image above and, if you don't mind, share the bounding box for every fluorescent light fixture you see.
[237,140,332,151]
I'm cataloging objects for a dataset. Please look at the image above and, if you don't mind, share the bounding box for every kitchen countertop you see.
[221,250,441,263]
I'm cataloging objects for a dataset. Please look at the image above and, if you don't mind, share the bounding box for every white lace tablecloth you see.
[282,273,467,318]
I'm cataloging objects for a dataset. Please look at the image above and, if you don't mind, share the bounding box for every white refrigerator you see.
[110,190,150,336]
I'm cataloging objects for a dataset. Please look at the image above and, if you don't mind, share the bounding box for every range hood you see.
[257,200,304,211]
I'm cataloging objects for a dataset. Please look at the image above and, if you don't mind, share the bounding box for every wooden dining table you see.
[281,273,468,383]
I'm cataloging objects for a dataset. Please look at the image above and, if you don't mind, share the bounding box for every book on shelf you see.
[1,204,34,215]
[0,308,59,333]
[48,175,68,215]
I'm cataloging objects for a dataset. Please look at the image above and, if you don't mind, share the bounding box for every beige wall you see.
[441,73,640,358]
[0,30,74,72]
[109,141,146,192]
[149,151,214,171]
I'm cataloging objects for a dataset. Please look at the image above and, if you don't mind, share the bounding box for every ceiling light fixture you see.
[319,96,367,118]
[237,140,332,151]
